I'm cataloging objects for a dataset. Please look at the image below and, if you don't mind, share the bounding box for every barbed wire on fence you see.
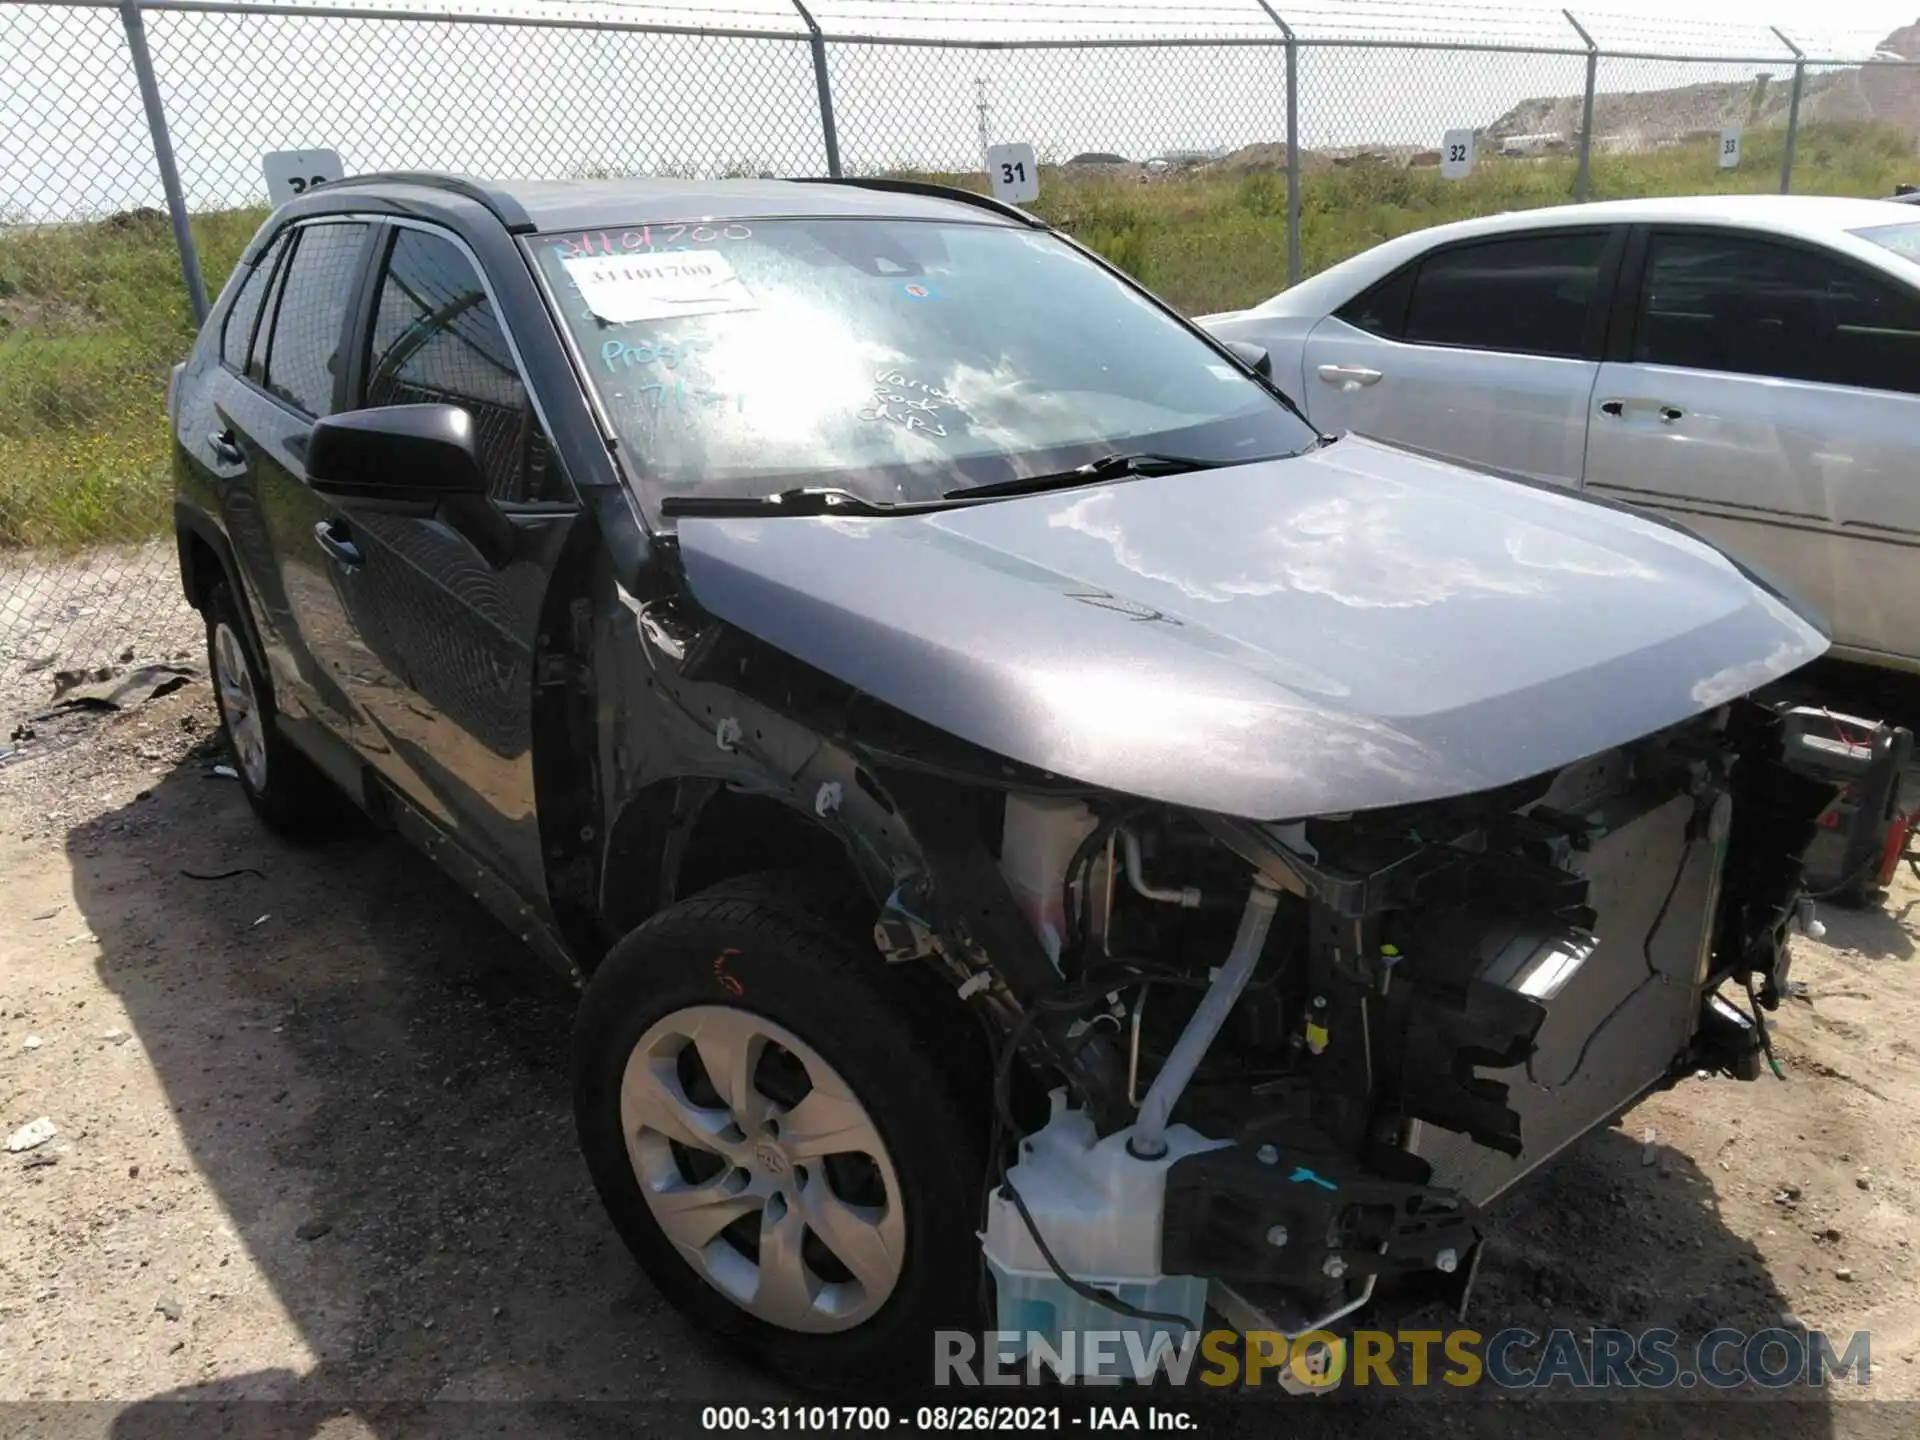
[3,0,1917,699]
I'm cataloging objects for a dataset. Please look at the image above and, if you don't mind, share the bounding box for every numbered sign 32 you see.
[985,143,1040,204]
[1718,126,1742,170]
[1441,129,1476,180]
[263,149,344,206]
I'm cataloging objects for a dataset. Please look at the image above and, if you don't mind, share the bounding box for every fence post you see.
[790,0,842,177]
[1564,10,1598,203]
[119,0,207,325]
[1254,3,1300,285]
[1772,27,1806,194]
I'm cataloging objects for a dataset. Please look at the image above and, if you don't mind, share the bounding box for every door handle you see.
[208,429,245,466]
[1317,363,1383,390]
[313,519,363,572]
[1598,399,1684,424]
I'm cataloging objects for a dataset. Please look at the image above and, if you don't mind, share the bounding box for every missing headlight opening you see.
[867,701,1832,1379]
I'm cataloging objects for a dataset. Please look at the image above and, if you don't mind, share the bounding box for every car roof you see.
[315,172,1026,233]
[1237,193,1920,321]
[1421,193,1914,242]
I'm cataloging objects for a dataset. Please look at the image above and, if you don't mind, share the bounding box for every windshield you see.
[1853,221,1920,266]
[529,217,1317,514]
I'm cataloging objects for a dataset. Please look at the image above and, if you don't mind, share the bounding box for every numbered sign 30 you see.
[1718,127,1742,170]
[263,149,344,206]
[985,143,1040,204]
[1441,129,1476,180]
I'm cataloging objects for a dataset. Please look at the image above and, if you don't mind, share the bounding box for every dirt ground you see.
[2,677,1918,1439]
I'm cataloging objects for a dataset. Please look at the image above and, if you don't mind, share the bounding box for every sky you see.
[3,0,1916,222]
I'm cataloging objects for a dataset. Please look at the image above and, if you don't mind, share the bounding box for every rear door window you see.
[220,233,288,371]
[259,222,371,417]
[1397,231,1611,358]
[1635,230,1920,395]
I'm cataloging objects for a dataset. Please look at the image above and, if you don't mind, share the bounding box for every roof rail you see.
[324,172,535,232]
[787,176,1047,228]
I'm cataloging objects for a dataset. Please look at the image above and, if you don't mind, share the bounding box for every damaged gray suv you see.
[171,173,1833,1388]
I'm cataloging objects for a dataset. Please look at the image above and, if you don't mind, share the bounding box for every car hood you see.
[675,436,1826,820]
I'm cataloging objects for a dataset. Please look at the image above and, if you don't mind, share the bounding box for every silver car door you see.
[1298,227,1619,487]
[1584,226,1920,667]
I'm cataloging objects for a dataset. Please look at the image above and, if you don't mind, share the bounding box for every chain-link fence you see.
[3,0,1917,702]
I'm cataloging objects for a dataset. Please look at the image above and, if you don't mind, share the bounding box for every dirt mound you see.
[1489,19,1920,148]
[1204,141,1335,174]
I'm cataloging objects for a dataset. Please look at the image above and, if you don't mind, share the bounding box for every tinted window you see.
[247,242,291,386]
[1401,231,1610,358]
[531,218,1317,514]
[220,234,286,370]
[1637,232,1920,394]
[1336,266,1415,338]
[261,222,369,416]
[366,229,558,504]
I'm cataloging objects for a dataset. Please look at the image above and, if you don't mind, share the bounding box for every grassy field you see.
[1,122,1913,549]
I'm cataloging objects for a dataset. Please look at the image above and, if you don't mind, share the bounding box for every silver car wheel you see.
[213,621,268,792]
[620,1005,906,1333]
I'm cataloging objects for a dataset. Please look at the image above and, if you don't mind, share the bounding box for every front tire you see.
[573,873,986,1389]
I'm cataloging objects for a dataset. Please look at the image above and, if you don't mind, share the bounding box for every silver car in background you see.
[1202,196,1920,677]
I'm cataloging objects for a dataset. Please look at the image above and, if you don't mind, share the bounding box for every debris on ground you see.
[22,1034,42,1051]
[5,1117,58,1152]
[42,664,197,715]
[294,1220,333,1242]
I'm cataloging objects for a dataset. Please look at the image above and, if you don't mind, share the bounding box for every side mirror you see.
[308,403,487,502]
[307,404,516,567]
[1224,340,1273,379]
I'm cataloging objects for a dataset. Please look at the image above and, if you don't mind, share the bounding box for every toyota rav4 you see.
[171,173,1833,1388]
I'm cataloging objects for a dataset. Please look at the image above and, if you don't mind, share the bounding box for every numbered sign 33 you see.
[985,143,1040,204]
[1440,129,1476,180]
[1718,126,1742,170]
[263,149,345,206]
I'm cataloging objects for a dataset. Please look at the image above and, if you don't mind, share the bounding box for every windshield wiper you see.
[947,451,1235,501]
[661,486,907,519]
[662,451,1254,519]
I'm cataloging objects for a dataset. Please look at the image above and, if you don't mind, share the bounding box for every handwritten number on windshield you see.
[551,224,752,262]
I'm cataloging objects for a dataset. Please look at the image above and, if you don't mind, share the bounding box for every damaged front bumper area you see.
[884,699,1832,1377]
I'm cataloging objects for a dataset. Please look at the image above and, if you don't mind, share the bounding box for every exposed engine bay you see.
[870,698,1832,1370]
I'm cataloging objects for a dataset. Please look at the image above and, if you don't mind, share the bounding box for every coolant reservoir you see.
[981,1093,1225,1380]
[999,795,1097,966]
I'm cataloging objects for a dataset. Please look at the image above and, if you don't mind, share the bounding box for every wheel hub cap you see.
[620,1005,905,1333]
[213,621,268,791]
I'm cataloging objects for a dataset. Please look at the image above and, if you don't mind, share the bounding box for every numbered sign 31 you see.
[1718,126,1742,170]
[1441,129,1476,180]
[263,149,344,206]
[985,143,1040,204]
